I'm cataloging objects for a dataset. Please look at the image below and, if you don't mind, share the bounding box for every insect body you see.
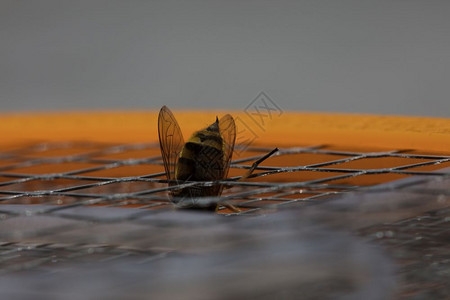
[158,106,236,210]
[158,106,278,211]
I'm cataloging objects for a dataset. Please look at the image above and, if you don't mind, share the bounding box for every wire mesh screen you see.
[1,142,449,213]
[0,141,449,299]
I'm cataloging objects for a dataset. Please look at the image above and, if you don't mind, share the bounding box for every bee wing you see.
[219,114,236,178]
[158,106,185,180]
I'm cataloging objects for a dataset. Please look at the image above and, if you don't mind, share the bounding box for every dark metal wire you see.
[0,142,449,297]
[1,142,448,213]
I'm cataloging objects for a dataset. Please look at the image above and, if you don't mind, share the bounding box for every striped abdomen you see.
[173,119,225,200]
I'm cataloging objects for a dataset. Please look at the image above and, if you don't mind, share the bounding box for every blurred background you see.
[1,0,449,117]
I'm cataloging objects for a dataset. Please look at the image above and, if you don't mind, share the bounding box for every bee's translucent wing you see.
[219,114,236,179]
[158,106,184,180]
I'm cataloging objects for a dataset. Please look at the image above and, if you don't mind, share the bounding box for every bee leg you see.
[217,148,278,213]
[240,148,278,181]
[216,201,240,213]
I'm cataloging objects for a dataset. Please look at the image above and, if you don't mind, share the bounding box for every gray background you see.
[1,0,449,117]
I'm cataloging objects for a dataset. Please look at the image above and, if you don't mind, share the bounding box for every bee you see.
[158,105,277,211]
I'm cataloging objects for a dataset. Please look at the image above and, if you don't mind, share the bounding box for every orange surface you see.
[0,110,449,153]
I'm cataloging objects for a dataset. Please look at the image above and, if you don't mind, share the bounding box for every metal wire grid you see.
[0,142,449,215]
[0,142,450,298]
[0,205,397,299]
[357,177,450,299]
[360,212,450,299]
